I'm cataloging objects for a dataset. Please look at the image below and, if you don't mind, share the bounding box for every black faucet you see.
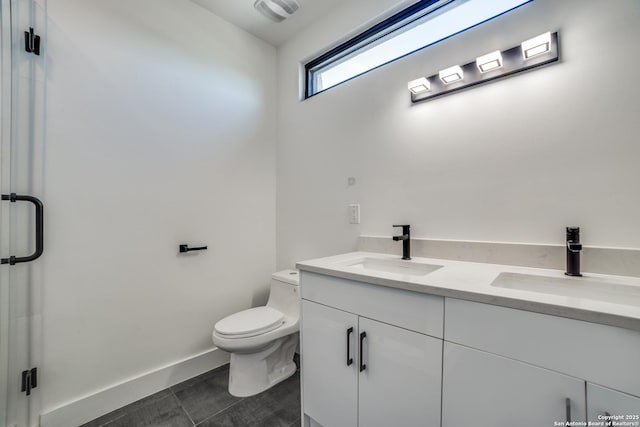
[392,225,411,260]
[565,227,582,277]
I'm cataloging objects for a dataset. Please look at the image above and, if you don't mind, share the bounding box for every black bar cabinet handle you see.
[359,331,367,372]
[1,193,44,265]
[565,398,571,423]
[346,327,353,366]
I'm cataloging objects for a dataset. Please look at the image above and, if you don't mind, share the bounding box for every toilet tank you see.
[267,270,300,317]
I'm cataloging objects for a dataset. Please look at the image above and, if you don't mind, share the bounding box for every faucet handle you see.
[392,224,410,228]
[566,226,580,241]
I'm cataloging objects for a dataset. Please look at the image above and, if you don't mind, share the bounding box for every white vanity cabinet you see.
[444,298,640,398]
[357,316,442,427]
[300,272,444,427]
[301,300,358,427]
[442,342,586,426]
[299,265,640,426]
[587,384,640,423]
[444,298,640,424]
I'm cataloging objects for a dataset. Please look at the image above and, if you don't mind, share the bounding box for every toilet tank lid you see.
[272,269,299,285]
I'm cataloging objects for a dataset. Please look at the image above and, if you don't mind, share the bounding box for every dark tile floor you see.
[81,361,300,427]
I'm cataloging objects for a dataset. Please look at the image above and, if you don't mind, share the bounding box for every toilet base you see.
[228,333,298,397]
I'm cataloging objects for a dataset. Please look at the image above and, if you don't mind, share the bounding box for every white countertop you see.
[296,251,640,332]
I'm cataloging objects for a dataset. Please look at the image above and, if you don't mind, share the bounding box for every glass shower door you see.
[1,0,44,425]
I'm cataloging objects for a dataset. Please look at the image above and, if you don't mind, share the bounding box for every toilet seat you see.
[215,306,285,338]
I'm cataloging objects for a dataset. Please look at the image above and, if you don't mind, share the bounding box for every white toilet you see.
[212,269,300,397]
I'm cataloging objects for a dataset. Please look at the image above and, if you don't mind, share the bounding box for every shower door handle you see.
[1,193,44,265]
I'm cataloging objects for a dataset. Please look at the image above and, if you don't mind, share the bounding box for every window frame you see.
[304,0,532,99]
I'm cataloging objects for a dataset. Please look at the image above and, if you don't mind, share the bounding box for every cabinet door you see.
[587,383,640,423]
[301,300,358,427]
[358,317,442,427]
[442,342,586,427]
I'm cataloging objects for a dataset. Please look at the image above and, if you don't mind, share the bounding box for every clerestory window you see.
[304,0,532,98]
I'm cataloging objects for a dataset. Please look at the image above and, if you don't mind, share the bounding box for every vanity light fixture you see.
[409,31,559,104]
[408,77,430,94]
[521,32,551,59]
[439,65,464,84]
[476,50,503,73]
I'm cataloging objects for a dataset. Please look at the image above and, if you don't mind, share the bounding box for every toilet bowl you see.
[212,269,300,397]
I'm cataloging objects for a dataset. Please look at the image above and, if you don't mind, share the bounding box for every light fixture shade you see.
[521,32,551,59]
[408,77,431,94]
[476,50,503,73]
[439,65,463,84]
[254,0,300,23]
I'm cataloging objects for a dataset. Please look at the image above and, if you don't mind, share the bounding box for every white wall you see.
[276,0,640,269]
[41,0,276,414]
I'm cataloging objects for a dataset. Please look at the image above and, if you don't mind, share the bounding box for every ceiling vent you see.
[254,0,300,23]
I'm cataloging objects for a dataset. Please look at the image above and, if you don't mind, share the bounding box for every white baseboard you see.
[40,347,229,427]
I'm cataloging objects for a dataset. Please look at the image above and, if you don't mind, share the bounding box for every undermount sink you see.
[491,272,640,306]
[339,257,442,277]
